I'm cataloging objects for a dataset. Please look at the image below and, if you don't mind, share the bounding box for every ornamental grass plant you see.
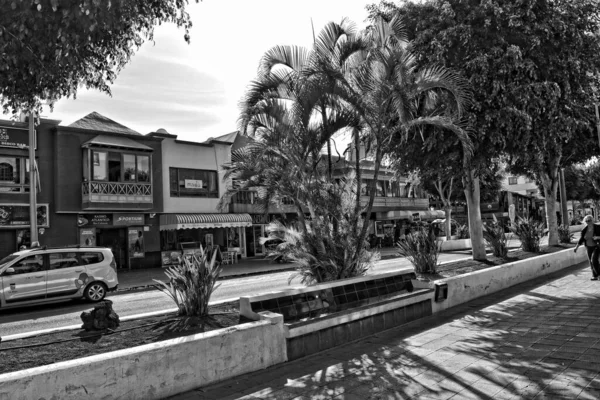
[396,228,439,275]
[482,215,508,258]
[153,247,222,317]
[557,224,574,244]
[510,217,545,253]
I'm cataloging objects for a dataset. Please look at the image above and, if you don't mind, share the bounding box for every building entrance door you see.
[97,228,127,269]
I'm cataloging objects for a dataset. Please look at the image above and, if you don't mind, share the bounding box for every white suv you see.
[0,246,119,309]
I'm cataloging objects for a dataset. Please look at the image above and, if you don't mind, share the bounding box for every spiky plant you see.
[557,224,574,244]
[396,228,439,275]
[153,246,221,317]
[510,217,545,253]
[483,215,508,258]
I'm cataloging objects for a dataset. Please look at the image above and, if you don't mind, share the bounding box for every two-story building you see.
[0,112,165,269]
[151,129,253,266]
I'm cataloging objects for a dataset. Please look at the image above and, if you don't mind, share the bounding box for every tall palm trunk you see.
[463,170,486,260]
[356,139,384,260]
[354,128,361,215]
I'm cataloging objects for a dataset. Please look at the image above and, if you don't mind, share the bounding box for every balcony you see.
[360,196,429,212]
[82,181,153,210]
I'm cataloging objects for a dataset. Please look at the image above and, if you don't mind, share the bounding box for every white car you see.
[0,246,119,309]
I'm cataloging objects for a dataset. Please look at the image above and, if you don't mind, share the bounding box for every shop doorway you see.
[245,225,265,257]
[96,228,127,269]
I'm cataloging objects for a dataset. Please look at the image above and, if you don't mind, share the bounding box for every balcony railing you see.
[360,196,429,210]
[82,181,153,209]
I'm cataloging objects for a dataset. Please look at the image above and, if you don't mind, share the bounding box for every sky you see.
[36,0,374,144]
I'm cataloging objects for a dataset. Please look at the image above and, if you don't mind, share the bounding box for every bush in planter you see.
[396,229,439,274]
[510,217,545,253]
[483,215,508,258]
[557,224,574,244]
[456,224,470,239]
[153,247,222,317]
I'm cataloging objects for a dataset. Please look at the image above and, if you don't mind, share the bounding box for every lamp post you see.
[28,110,38,244]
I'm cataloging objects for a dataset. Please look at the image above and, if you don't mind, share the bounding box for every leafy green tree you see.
[368,0,600,249]
[1,0,197,114]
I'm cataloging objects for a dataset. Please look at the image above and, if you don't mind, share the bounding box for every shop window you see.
[90,151,151,183]
[169,167,219,198]
[0,156,31,193]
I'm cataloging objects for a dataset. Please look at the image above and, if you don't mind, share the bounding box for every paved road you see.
[0,252,473,337]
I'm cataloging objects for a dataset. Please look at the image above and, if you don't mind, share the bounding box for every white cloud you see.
[39,0,372,143]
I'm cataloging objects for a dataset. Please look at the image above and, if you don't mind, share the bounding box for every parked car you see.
[0,246,118,309]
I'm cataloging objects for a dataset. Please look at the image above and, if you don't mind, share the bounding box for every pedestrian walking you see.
[574,215,600,280]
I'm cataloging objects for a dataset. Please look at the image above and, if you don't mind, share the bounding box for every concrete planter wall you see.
[0,314,287,400]
[437,238,472,252]
[424,248,587,314]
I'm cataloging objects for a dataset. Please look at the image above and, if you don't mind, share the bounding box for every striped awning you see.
[159,213,252,231]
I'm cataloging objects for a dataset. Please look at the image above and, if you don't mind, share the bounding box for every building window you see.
[0,156,30,193]
[169,167,218,198]
[90,150,151,183]
[508,176,518,185]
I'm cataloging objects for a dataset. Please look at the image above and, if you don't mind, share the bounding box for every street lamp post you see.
[28,111,38,244]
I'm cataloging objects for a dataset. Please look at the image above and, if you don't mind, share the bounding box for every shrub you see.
[456,224,470,239]
[483,215,508,258]
[396,229,439,275]
[510,217,545,253]
[153,247,222,317]
[557,224,574,244]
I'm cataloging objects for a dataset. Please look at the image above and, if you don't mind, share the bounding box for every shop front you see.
[0,203,50,256]
[159,213,252,267]
[246,213,298,257]
[77,212,159,269]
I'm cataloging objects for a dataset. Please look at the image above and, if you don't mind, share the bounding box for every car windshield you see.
[0,254,19,269]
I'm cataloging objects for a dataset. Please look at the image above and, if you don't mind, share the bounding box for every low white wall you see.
[0,313,287,400]
[430,248,587,314]
[437,239,472,252]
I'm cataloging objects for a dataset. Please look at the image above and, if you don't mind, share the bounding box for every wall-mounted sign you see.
[114,213,144,226]
[251,214,271,225]
[79,228,96,246]
[184,179,203,189]
[77,214,112,227]
[0,204,49,228]
[0,126,35,149]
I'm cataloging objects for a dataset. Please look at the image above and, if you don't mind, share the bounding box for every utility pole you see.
[28,111,38,244]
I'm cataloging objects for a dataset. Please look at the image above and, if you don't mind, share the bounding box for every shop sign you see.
[0,126,35,149]
[114,213,144,226]
[128,227,145,258]
[77,214,112,227]
[184,179,203,189]
[251,214,270,225]
[0,204,49,228]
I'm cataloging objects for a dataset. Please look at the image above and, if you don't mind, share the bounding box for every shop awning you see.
[82,134,153,151]
[159,213,252,230]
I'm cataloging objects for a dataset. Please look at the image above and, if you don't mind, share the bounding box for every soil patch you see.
[0,301,247,375]
[420,243,577,280]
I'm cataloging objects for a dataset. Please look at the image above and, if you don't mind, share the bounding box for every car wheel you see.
[84,282,107,302]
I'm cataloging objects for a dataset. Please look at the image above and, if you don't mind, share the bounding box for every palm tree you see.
[308,15,473,261]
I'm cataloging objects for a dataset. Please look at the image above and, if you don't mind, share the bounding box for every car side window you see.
[49,252,80,270]
[4,255,45,275]
[79,252,104,265]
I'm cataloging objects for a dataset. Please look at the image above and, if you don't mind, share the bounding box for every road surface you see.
[0,252,473,337]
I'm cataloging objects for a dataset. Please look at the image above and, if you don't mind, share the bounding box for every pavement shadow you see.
[188,261,600,400]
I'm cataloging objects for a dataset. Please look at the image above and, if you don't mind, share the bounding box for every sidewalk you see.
[171,260,600,400]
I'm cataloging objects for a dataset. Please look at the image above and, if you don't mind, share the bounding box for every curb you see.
[0,297,240,343]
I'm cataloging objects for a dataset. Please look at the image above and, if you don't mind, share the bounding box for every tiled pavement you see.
[171,259,600,400]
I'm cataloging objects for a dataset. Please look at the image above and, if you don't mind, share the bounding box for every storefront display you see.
[128,227,145,258]
[0,204,49,228]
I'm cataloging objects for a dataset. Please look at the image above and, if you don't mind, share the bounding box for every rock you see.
[81,300,120,331]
